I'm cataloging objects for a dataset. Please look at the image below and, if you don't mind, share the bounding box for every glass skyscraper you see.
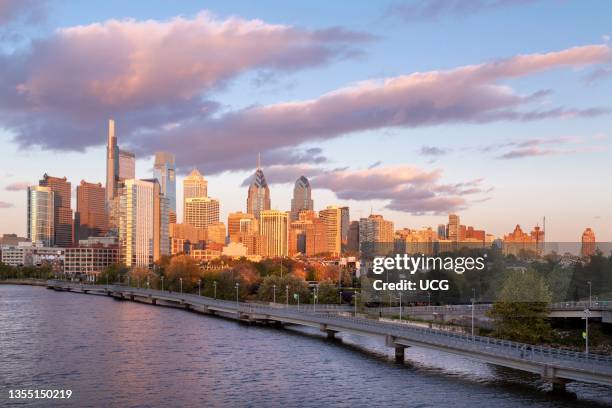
[290,176,313,221]
[154,151,176,222]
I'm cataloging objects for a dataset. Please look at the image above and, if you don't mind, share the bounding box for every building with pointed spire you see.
[183,168,208,202]
[246,155,271,219]
[290,176,313,221]
[581,228,596,257]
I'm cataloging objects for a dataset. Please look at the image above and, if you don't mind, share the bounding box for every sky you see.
[0,0,611,241]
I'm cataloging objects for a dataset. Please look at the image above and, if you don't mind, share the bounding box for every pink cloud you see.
[5,181,30,191]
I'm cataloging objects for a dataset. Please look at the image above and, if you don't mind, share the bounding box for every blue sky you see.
[1,0,611,241]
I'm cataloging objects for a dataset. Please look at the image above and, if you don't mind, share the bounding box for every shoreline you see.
[0,279,48,286]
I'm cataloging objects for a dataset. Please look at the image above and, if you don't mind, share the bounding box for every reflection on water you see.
[0,285,611,407]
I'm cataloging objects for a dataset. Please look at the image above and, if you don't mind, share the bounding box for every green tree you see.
[258,274,309,304]
[316,280,340,304]
[487,268,552,343]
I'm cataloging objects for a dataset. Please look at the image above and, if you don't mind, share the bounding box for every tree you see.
[487,268,552,343]
[257,274,309,304]
[165,255,200,292]
[316,280,340,304]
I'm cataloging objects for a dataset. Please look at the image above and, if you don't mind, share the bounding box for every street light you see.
[286,285,289,307]
[198,279,202,296]
[471,288,476,340]
[213,281,217,299]
[161,276,164,292]
[353,292,359,317]
[427,291,431,307]
[588,281,592,308]
[127,276,130,287]
[585,308,591,355]
[179,277,183,294]
[273,284,276,304]
[399,292,402,321]
[235,282,240,308]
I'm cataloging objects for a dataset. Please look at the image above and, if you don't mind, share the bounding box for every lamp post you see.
[235,282,240,308]
[213,281,217,299]
[180,278,183,294]
[353,292,359,317]
[313,287,317,313]
[127,276,130,288]
[588,281,592,308]
[427,291,431,307]
[161,276,164,292]
[399,292,402,321]
[471,288,476,340]
[585,308,591,355]
[273,284,276,304]
[146,276,149,289]
[198,279,202,296]
[286,285,289,307]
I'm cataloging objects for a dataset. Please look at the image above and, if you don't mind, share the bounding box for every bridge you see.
[387,302,612,324]
[46,280,612,391]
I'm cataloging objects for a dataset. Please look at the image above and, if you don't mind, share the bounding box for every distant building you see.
[169,223,207,255]
[437,224,447,239]
[183,168,208,203]
[0,233,28,246]
[259,210,288,257]
[39,173,73,247]
[447,214,460,243]
[246,157,271,219]
[1,241,64,269]
[64,237,119,280]
[119,179,169,268]
[206,222,226,245]
[154,152,177,224]
[581,228,596,257]
[503,224,545,256]
[359,214,394,257]
[118,150,135,182]
[75,180,107,241]
[184,197,220,229]
[289,210,327,256]
[27,185,55,247]
[290,176,313,221]
[319,206,344,257]
[347,221,360,253]
[227,212,258,243]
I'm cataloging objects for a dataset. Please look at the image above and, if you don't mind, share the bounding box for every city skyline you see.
[1,1,611,240]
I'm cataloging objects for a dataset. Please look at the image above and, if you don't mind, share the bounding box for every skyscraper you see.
[581,227,596,257]
[259,210,288,257]
[184,197,220,229]
[118,149,136,182]
[359,214,394,256]
[183,168,208,220]
[27,186,55,246]
[39,174,73,247]
[227,212,258,243]
[246,156,270,219]
[447,214,460,243]
[290,176,313,221]
[319,206,343,256]
[119,179,169,267]
[154,152,177,223]
[75,181,107,241]
[106,119,119,204]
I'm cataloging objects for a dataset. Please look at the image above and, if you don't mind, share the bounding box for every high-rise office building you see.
[581,228,596,257]
[347,220,360,253]
[106,119,119,204]
[227,212,258,243]
[39,173,73,247]
[437,224,447,239]
[184,197,220,229]
[319,206,343,256]
[359,214,394,256]
[75,181,107,241]
[106,119,136,233]
[290,176,313,221]
[183,168,208,201]
[27,186,55,246]
[340,206,350,250]
[119,179,169,267]
[447,214,460,243]
[259,210,288,257]
[246,156,270,219]
[289,210,326,256]
[154,152,177,223]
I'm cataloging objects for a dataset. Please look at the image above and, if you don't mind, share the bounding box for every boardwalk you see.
[47,281,612,391]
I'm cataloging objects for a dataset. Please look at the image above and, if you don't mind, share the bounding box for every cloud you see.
[5,181,30,191]
[488,136,607,159]
[0,11,373,150]
[251,164,490,214]
[419,145,451,156]
[387,0,539,22]
[0,0,47,25]
[0,201,14,208]
[136,43,612,174]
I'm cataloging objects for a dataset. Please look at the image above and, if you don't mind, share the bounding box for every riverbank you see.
[0,278,48,286]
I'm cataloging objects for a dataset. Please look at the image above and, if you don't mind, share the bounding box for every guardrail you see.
[47,281,612,377]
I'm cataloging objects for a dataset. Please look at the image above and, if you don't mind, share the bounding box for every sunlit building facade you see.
[39,173,73,247]
[259,210,288,257]
[154,151,177,223]
[290,176,313,221]
[246,159,271,219]
[27,186,55,247]
[581,227,596,257]
[184,197,220,229]
[75,180,107,241]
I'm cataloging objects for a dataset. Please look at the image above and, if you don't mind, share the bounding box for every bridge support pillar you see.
[130,295,134,301]
[151,298,157,305]
[320,324,338,340]
[551,381,567,393]
[394,346,405,362]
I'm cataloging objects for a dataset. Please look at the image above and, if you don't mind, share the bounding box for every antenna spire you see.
[257,152,261,169]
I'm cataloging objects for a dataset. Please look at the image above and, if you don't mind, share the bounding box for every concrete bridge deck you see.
[46,281,612,390]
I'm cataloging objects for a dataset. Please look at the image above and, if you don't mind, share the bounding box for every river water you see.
[1,285,611,407]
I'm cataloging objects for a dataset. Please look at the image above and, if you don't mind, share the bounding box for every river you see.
[1,285,611,407]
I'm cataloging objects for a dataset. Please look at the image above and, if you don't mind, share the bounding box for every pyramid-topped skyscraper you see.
[246,154,271,219]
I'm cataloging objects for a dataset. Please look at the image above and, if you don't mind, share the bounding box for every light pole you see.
[198,279,201,296]
[286,285,289,307]
[161,276,164,292]
[235,282,240,308]
[313,287,317,313]
[296,293,300,312]
[585,308,590,355]
[213,281,217,299]
[146,276,150,289]
[180,277,183,294]
[127,276,130,287]
[353,292,359,317]
[588,281,592,308]
[273,284,276,303]
[471,288,476,340]
[399,292,402,321]
[427,291,431,307]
